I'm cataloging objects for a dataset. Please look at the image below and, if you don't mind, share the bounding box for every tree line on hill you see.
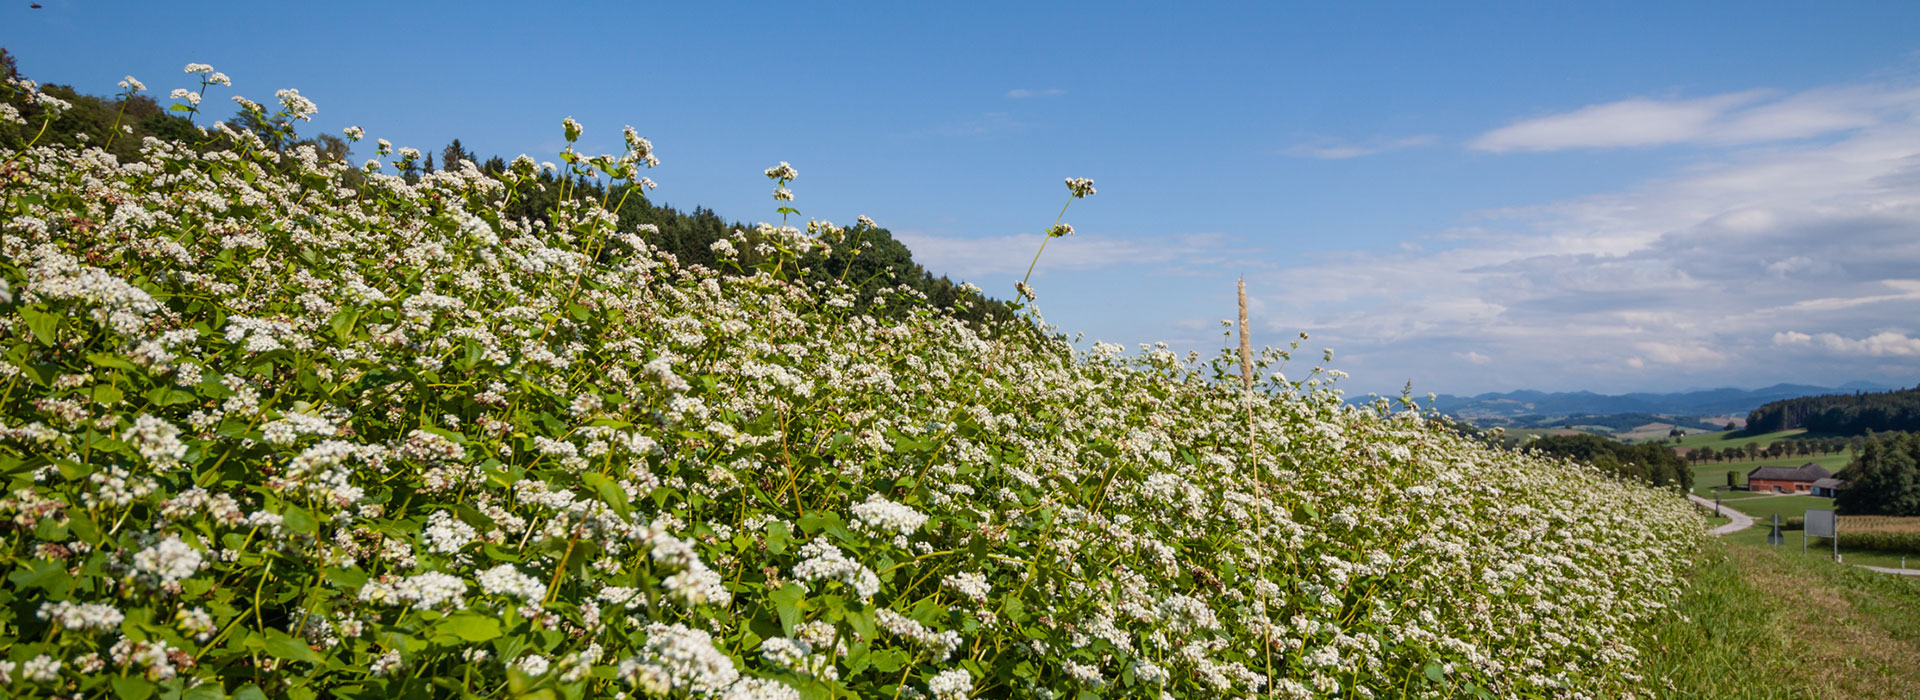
[0,48,1020,329]
[1745,385,1920,435]
[1524,434,1693,491]
[1680,435,1891,465]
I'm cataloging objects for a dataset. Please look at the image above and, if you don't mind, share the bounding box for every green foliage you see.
[1747,385,1920,435]
[1836,432,1920,516]
[0,61,1708,700]
[1526,433,1694,490]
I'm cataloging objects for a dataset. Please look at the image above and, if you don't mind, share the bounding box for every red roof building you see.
[1746,463,1833,494]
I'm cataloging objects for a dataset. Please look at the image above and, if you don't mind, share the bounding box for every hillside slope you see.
[0,75,1703,699]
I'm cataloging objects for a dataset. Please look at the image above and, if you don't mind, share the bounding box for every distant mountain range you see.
[1428,381,1896,422]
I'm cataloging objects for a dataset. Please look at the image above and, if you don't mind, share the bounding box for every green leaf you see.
[87,352,139,370]
[770,583,807,635]
[8,558,73,596]
[282,505,318,534]
[868,649,908,673]
[112,676,157,700]
[1424,662,1444,683]
[263,627,325,664]
[93,384,126,405]
[325,567,368,591]
[232,685,269,700]
[20,306,59,345]
[438,612,503,642]
[168,103,193,112]
[581,472,630,517]
[766,521,791,555]
[147,387,198,406]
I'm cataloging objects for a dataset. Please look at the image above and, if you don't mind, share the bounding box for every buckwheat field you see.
[0,67,1705,699]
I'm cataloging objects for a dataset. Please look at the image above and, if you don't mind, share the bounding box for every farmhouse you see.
[1746,463,1834,494]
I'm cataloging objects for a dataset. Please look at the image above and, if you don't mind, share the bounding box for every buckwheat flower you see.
[0,103,21,125]
[376,139,392,156]
[184,63,214,75]
[122,414,187,470]
[764,161,798,182]
[1063,660,1104,687]
[941,571,991,603]
[119,75,146,93]
[618,623,740,695]
[514,654,550,676]
[1065,177,1096,198]
[342,125,364,141]
[773,187,794,202]
[478,564,546,600]
[850,494,928,537]
[563,117,582,142]
[422,510,477,554]
[791,539,880,600]
[1015,281,1036,301]
[1047,223,1074,238]
[208,72,231,86]
[38,600,125,632]
[721,678,802,700]
[132,535,204,587]
[22,655,59,683]
[370,650,403,677]
[928,668,973,700]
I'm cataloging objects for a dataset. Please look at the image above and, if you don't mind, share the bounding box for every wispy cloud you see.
[1286,134,1433,159]
[1005,88,1066,99]
[1470,84,1917,152]
[1235,77,1920,392]
[898,112,1030,139]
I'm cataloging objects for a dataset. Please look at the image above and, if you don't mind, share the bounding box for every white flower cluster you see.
[122,414,187,471]
[262,413,336,444]
[618,623,740,696]
[358,571,468,609]
[850,494,929,542]
[791,539,880,600]
[38,600,125,632]
[877,608,964,661]
[941,571,991,603]
[423,510,477,554]
[131,535,204,588]
[927,668,973,700]
[478,564,546,601]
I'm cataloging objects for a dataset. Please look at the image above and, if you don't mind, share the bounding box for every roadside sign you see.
[1806,509,1836,538]
[1805,508,1838,560]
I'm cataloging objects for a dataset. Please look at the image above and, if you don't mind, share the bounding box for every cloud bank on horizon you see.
[905,72,1920,396]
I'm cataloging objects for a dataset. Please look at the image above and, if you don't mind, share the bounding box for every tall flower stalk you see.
[1016,177,1096,303]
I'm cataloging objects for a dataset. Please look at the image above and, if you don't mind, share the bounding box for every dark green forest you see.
[1745,385,1920,435]
[0,48,1020,329]
[1526,433,1693,490]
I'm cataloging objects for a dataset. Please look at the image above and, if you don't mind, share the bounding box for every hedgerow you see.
[0,66,1704,699]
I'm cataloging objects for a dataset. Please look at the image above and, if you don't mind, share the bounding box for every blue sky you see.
[10,1,1920,396]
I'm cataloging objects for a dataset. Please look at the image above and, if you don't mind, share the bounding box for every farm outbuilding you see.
[1746,463,1834,494]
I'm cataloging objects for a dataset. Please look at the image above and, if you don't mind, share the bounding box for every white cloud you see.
[1005,88,1065,99]
[1286,135,1434,159]
[1454,351,1493,365]
[1234,76,1920,393]
[1774,331,1920,357]
[1469,85,1918,152]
